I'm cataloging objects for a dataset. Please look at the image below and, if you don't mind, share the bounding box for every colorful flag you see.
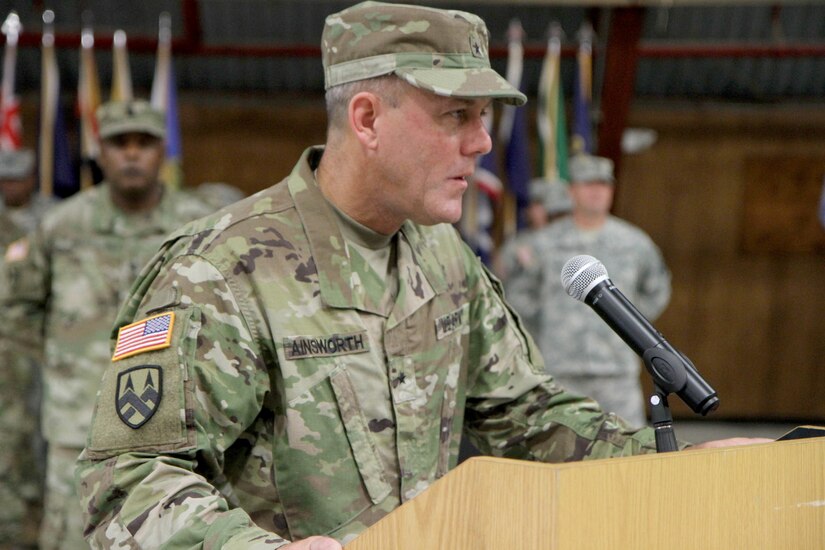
[151,13,183,189]
[0,11,22,151]
[572,22,594,155]
[461,108,501,266]
[112,312,175,362]
[111,29,133,102]
[536,22,570,183]
[78,21,102,189]
[39,10,77,198]
[499,19,531,237]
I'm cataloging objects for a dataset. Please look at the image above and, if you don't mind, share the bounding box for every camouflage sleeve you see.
[0,231,48,364]
[461,246,659,461]
[491,236,517,280]
[634,238,672,321]
[76,252,289,549]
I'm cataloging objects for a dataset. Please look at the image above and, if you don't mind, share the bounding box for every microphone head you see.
[561,255,609,301]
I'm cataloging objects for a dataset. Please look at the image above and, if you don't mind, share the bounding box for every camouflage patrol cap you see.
[96,99,165,140]
[529,177,572,215]
[568,154,615,184]
[322,1,527,106]
[0,148,35,180]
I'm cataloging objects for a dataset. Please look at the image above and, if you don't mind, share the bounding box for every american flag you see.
[112,312,175,361]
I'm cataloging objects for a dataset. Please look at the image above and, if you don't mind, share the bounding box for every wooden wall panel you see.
[178,92,328,195]
[741,155,825,253]
[622,105,825,421]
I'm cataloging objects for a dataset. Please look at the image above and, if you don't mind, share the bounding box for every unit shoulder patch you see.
[116,364,163,429]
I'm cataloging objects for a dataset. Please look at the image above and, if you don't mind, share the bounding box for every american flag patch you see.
[112,312,175,362]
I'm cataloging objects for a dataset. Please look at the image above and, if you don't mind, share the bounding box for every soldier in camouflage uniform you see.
[0,100,216,550]
[76,3,759,550]
[532,154,672,427]
[494,177,571,338]
[0,149,55,234]
[0,149,54,548]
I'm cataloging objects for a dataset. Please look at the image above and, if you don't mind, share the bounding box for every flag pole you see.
[111,29,133,101]
[78,11,101,190]
[39,9,57,197]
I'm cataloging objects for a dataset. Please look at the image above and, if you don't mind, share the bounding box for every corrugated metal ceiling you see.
[2,1,824,101]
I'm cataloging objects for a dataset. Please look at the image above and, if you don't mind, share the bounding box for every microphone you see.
[560,254,719,416]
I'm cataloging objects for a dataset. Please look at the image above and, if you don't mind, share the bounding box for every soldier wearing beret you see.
[75,4,767,550]
[532,153,672,427]
[0,99,216,550]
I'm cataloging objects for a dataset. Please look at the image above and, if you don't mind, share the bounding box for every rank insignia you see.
[116,365,162,429]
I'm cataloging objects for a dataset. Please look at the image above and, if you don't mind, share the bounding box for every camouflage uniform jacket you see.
[0,183,214,448]
[495,229,544,339]
[78,147,658,549]
[532,215,672,377]
[0,193,55,239]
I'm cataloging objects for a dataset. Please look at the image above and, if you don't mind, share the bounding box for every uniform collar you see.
[288,146,447,310]
[91,182,180,235]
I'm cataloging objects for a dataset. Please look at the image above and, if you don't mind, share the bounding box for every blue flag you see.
[39,13,77,198]
[461,110,501,266]
[572,23,594,154]
[151,13,183,188]
[500,19,531,230]
[52,101,78,198]
[504,93,530,228]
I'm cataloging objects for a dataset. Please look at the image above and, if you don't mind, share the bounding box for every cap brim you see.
[396,67,527,106]
[99,123,166,140]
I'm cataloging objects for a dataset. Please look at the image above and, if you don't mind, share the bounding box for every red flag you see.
[1,11,23,151]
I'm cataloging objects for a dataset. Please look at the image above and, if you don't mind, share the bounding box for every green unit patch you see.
[116,365,163,429]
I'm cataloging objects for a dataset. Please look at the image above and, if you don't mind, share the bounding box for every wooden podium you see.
[346,437,825,549]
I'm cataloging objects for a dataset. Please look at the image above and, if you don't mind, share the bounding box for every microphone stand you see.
[648,384,679,453]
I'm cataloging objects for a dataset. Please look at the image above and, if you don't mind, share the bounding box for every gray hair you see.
[325,75,405,131]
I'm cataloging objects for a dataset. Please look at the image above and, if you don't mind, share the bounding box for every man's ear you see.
[348,91,381,150]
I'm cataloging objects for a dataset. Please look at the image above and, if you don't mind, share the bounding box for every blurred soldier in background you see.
[191,181,246,210]
[0,99,216,550]
[494,177,571,337]
[0,148,53,549]
[0,148,54,234]
[533,153,672,427]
